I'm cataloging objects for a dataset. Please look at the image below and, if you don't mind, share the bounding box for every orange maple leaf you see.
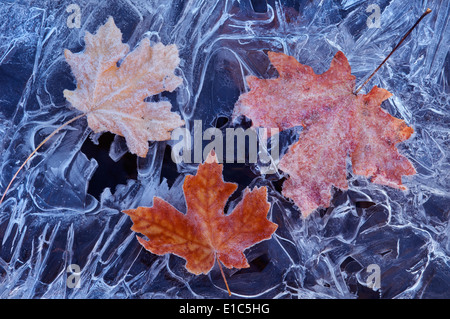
[63,17,184,157]
[123,151,277,294]
[234,51,416,217]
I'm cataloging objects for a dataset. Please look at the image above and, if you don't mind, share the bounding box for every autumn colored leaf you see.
[234,51,416,217]
[64,17,184,157]
[123,151,277,293]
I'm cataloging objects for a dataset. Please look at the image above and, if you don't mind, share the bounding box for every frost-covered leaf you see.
[123,151,278,275]
[63,17,184,157]
[234,51,416,217]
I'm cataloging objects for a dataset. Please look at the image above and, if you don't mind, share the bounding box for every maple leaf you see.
[234,51,416,217]
[63,17,184,157]
[123,151,277,294]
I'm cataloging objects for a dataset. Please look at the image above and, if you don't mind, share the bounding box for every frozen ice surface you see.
[0,0,449,298]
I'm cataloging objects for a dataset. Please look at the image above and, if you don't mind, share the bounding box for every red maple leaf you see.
[123,151,277,294]
[234,51,416,217]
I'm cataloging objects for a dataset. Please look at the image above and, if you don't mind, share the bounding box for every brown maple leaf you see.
[234,51,416,217]
[123,151,278,294]
[64,17,184,157]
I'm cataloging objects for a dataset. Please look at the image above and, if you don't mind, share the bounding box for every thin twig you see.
[216,256,232,296]
[0,112,87,205]
[354,8,432,95]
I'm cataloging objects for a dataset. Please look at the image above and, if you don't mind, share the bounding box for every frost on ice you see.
[0,0,449,298]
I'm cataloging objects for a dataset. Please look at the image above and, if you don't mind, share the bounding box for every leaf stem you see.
[216,256,232,296]
[0,112,87,206]
[354,8,432,95]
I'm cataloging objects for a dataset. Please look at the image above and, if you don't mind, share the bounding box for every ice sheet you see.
[0,0,448,298]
